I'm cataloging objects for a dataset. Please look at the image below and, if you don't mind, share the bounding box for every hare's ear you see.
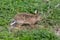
[34,9,38,14]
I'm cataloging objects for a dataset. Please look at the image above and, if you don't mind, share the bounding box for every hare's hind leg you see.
[29,24,35,29]
[8,26,15,34]
[14,23,23,30]
[16,23,28,30]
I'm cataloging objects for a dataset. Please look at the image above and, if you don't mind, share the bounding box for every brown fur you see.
[9,12,41,30]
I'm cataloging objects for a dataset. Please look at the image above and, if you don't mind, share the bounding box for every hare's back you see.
[14,13,37,23]
[14,13,37,20]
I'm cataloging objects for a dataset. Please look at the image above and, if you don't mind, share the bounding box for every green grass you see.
[0,28,60,40]
[0,0,60,40]
[0,0,60,26]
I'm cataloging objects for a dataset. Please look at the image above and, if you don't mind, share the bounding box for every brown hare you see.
[9,9,41,30]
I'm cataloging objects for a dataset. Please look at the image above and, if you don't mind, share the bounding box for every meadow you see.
[0,0,60,40]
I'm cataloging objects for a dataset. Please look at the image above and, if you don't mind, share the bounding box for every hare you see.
[54,26,60,36]
[9,9,41,30]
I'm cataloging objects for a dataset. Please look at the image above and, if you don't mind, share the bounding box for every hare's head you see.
[34,9,41,21]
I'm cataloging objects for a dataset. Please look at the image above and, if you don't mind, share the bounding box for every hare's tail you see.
[10,21,16,26]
